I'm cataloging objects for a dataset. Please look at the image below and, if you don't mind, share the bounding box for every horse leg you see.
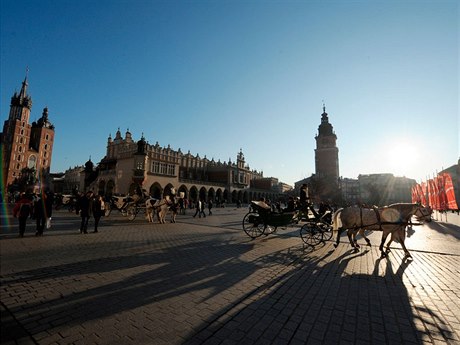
[379,231,390,258]
[334,228,344,248]
[359,228,371,246]
[397,227,411,259]
[385,234,393,253]
[347,229,359,251]
[353,229,363,248]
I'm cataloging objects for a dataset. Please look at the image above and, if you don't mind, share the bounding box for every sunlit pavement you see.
[1,207,459,345]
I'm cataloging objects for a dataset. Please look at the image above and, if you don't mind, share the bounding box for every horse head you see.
[414,205,432,222]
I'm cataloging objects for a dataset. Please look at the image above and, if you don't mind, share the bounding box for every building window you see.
[45,134,49,140]
[18,146,22,152]
[168,164,175,175]
[28,155,37,169]
[17,155,21,161]
[152,161,160,174]
[44,144,48,149]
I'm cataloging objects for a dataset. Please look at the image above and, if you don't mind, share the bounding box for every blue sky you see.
[1,0,458,186]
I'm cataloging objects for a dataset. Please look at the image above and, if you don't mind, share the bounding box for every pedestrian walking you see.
[200,199,207,218]
[193,200,201,218]
[208,199,213,215]
[78,191,93,234]
[13,192,32,237]
[193,199,206,218]
[92,194,105,233]
[32,191,53,236]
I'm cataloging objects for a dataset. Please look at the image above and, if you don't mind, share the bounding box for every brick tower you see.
[1,73,55,191]
[314,104,339,185]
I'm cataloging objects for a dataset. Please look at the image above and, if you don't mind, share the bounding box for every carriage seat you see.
[251,200,271,210]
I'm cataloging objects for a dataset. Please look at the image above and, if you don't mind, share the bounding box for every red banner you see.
[442,173,458,210]
[411,185,418,204]
[419,182,427,206]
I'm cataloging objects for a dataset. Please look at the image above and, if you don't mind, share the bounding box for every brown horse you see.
[332,203,423,259]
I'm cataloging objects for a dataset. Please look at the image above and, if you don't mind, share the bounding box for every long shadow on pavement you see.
[183,245,455,344]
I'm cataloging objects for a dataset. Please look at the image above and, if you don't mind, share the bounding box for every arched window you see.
[28,155,37,169]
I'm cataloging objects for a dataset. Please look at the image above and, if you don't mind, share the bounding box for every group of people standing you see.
[75,191,105,234]
[13,190,53,237]
[12,190,106,237]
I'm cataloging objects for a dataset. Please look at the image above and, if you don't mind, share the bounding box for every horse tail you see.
[332,208,343,231]
[332,208,344,248]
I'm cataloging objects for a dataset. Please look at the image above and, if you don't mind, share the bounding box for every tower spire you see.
[19,68,29,100]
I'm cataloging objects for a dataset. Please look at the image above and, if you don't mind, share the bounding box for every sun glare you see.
[385,139,420,177]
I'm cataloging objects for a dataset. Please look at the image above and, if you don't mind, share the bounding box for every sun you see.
[385,139,420,176]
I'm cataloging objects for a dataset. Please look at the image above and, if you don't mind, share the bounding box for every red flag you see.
[437,174,448,210]
[442,173,458,210]
[411,185,418,203]
[420,182,427,206]
[433,178,440,210]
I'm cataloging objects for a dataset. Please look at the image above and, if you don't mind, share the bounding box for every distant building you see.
[1,74,55,192]
[340,177,360,205]
[68,129,286,203]
[358,173,415,205]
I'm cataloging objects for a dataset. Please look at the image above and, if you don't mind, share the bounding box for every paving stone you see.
[1,209,459,344]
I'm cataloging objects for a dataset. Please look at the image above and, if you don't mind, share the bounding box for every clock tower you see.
[314,104,339,185]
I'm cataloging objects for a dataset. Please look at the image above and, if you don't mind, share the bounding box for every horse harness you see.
[358,206,411,231]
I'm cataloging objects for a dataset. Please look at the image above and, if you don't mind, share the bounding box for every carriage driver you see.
[299,184,309,211]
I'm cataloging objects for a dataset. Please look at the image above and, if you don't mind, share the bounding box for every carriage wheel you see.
[242,212,265,239]
[321,225,334,242]
[300,223,323,246]
[126,205,137,221]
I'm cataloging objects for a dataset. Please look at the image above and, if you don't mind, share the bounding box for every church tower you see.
[314,104,339,184]
[1,73,55,190]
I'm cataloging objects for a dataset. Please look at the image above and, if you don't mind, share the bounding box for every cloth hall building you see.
[81,128,291,203]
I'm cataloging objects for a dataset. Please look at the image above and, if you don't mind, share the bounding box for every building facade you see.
[78,128,285,203]
[358,173,415,205]
[1,75,55,192]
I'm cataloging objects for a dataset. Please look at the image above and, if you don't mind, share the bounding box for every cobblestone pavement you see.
[1,207,459,345]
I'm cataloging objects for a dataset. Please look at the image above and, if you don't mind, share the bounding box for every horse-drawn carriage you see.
[242,200,333,246]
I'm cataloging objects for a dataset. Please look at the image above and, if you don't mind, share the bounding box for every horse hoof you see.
[333,243,338,248]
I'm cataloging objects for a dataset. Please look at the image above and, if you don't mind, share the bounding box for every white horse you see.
[146,196,179,224]
[145,198,160,223]
[332,203,424,259]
